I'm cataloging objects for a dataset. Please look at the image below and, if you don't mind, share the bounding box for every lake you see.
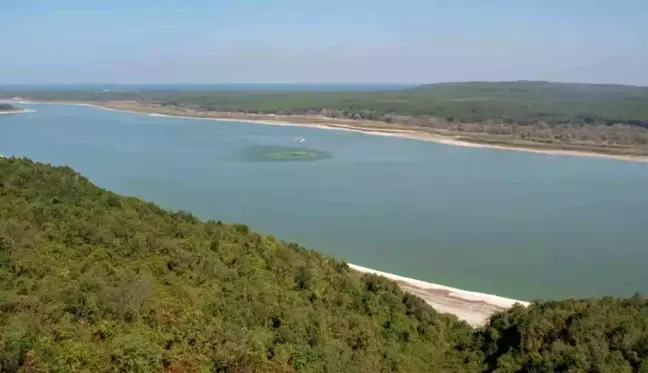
[2,103,647,300]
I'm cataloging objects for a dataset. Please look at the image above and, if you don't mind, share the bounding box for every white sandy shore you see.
[97,106,648,164]
[161,113,648,163]
[349,264,529,326]
[202,117,648,163]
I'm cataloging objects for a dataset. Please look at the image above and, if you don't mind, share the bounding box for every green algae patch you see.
[237,145,332,162]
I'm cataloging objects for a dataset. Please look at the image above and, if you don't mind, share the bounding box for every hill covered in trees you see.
[3,81,648,152]
[1,157,648,372]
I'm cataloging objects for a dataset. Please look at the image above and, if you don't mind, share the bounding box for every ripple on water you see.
[235,145,333,162]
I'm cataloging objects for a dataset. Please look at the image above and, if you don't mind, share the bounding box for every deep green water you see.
[2,103,647,300]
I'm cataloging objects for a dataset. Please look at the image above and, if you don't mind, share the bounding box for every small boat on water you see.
[295,137,306,143]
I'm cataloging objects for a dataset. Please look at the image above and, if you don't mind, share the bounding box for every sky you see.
[1,0,647,85]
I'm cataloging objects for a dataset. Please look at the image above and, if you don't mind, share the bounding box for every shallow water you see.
[2,103,647,300]
[236,145,333,162]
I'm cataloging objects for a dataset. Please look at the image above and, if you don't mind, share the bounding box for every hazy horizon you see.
[1,80,648,88]
[2,0,646,85]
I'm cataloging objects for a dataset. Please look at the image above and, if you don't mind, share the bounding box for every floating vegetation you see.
[237,145,332,162]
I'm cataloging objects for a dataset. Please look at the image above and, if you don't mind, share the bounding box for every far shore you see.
[11,99,648,164]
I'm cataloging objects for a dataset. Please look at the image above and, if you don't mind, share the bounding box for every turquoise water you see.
[2,103,647,300]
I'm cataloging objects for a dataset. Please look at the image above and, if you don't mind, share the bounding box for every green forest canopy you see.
[1,157,648,372]
[3,81,648,126]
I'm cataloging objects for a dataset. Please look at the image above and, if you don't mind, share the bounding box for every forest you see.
[1,156,648,372]
[3,81,648,149]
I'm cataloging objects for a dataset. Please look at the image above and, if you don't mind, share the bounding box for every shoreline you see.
[348,264,529,326]
[13,99,648,164]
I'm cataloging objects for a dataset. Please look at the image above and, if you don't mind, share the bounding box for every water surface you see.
[1,103,647,300]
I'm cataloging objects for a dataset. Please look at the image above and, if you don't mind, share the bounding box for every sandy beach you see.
[349,264,529,326]
[207,117,648,163]
[152,113,648,163]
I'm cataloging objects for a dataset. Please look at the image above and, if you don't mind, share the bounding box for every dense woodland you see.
[3,81,648,147]
[2,157,648,372]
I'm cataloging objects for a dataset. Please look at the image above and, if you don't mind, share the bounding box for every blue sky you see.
[2,0,646,84]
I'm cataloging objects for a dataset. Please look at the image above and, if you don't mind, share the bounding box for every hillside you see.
[408,81,648,124]
[0,157,478,372]
[1,157,648,372]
